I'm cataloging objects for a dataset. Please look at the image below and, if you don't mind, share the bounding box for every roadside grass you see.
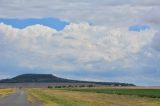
[27,88,160,106]
[0,88,15,97]
[62,87,160,98]
[27,89,92,106]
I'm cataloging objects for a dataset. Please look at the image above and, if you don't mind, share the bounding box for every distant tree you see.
[68,85,73,88]
[75,85,78,87]
[55,86,61,88]
[88,84,95,88]
[48,86,53,88]
[79,85,85,87]
[62,85,66,88]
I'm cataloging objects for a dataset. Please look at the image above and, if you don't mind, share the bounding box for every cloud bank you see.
[0,0,157,26]
[0,23,156,70]
[1,0,160,85]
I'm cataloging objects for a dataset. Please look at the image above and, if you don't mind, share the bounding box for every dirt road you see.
[0,89,35,106]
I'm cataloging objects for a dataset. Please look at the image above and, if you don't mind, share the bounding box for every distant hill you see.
[0,74,135,86]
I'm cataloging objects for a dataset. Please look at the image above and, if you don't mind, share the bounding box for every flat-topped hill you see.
[0,74,135,86]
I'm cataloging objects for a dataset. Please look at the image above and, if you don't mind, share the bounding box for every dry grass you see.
[27,88,160,106]
[0,88,15,97]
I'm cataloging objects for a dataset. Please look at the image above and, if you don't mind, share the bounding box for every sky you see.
[0,0,160,86]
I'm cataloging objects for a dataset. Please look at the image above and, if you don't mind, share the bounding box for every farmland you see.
[27,87,160,106]
[63,87,160,98]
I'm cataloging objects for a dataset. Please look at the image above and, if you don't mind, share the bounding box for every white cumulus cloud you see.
[0,23,156,71]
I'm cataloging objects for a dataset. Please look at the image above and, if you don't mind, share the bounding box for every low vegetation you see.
[51,84,95,88]
[0,88,15,97]
[27,88,160,106]
[63,87,160,98]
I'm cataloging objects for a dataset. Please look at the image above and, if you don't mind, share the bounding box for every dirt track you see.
[0,89,35,106]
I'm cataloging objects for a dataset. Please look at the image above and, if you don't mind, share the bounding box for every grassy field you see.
[0,88,15,97]
[63,87,160,98]
[27,87,160,106]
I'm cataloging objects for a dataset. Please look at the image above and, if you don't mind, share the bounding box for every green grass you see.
[27,88,160,106]
[28,89,92,106]
[62,88,160,98]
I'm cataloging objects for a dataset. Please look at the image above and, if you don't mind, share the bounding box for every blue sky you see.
[0,18,149,32]
[129,25,150,32]
[0,18,68,30]
[0,0,160,86]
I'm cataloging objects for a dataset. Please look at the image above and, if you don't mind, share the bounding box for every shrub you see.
[48,86,53,88]
[55,86,62,88]
[79,85,85,87]
[62,85,66,88]
[88,84,95,87]
[68,85,73,88]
